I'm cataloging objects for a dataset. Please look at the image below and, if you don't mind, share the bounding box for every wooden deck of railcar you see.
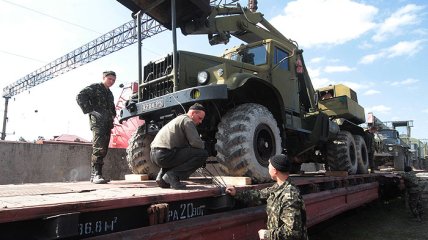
[0,173,390,239]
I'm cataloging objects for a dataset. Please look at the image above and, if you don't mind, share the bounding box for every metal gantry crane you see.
[0,0,239,140]
[0,0,241,140]
[2,15,164,99]
[1,14,166,140]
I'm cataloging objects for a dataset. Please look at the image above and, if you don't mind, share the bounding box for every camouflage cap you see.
[103,71,116,77]
[270,154,291,172]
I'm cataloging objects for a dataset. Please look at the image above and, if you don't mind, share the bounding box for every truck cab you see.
[373,128,410,170]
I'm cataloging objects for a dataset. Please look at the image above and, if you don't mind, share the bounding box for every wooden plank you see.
[0,174,380,227]
[124,174,149,181]
[216,176,252,186]
[0,181,223,224]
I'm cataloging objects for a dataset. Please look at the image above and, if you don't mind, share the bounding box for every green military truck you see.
[367,113,411,171]
[372,128,409,171]
[118,0,372,182]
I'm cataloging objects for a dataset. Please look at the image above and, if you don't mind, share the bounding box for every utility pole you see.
[1,97,9,140]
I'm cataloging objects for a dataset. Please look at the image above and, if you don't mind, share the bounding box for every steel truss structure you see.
[2,0,239,98]
[2,15,165,98]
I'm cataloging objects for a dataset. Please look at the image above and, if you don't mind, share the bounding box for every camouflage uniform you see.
[401,171,424,220]
[235,180,308,240]
[76,82,116,165]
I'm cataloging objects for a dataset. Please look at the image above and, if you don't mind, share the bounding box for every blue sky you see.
[0,0,427,141]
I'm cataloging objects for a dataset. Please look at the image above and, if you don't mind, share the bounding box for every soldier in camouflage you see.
[76,71,116,184]
[401,166,424,222]
[226,154,308,240]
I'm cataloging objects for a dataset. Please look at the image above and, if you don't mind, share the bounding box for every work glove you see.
[89,111,102,119]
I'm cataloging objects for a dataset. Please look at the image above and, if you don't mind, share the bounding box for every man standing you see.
[226,154,308,240]
[76,71,116,184]
[401,166,424,222]
[150,103,208,189]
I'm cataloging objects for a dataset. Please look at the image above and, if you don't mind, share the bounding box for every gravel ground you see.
[308,197,427,240]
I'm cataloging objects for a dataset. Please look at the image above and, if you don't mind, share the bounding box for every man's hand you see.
[89,111,102,119]
[258,229,268,240]
[225,186,236,196]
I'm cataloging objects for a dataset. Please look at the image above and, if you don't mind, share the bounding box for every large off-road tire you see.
[326,130,358,174]
[354,135,369,174]
[126,125,159,179]
[215,103,282,183]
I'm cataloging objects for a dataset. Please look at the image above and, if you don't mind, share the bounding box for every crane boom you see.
[2,14,166,98]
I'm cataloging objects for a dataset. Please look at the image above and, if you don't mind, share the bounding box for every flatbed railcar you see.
[0,173,399,240]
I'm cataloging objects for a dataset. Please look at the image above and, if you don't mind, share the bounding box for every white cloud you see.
[359,40,424,64]
[340,81,368,91]
[324,65,355,73]
[373,4,424,42]
[310,57,324,64]
[307,67,321,78]
[308,66,334,88]
[358,41,373,50]
[311,77,335,89]
[364,89,381,96]
[359,52,385,64]
[390,78,419,86]
[413,28,428,36]
[386,40,424,58]
[366,105,391,114]
[270,0,378,48]
[423,108,428,113]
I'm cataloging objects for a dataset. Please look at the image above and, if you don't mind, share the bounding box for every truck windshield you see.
[378,130,397,139]
[226,44,267,65]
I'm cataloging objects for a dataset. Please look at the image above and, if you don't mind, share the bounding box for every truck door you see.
[270,45,300,129]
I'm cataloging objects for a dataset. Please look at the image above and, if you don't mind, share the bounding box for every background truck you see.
[118,0,373,182]
[403,138,427,169]
[367,112,411,171]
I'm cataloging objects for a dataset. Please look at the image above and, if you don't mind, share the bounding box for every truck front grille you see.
[142,54,174,100]
[142,80,174,100]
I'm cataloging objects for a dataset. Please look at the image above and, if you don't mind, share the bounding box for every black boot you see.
[91,163,109,184]
[156,168,170,188]
[162,173,186,190]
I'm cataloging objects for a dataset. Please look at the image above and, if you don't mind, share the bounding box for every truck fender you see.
[223,72,261,90]
[225,74,284,107]
[225,74,287,133]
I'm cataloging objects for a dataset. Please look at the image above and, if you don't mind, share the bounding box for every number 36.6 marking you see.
[79,217,118,236]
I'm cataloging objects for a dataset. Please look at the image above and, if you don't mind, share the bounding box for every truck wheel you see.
[126,125,160,179]
[326,130,358,174]
[215,103,282,183]
[354,135,369,174]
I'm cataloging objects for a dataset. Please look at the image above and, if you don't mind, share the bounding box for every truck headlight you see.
[217,68,224,77]
[197,71,209,85]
